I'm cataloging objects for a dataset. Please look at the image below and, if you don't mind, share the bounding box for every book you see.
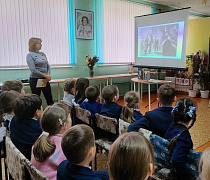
[36,79,46,87]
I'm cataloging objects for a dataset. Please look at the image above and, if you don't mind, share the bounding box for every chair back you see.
[139,128,201,178]
[95,113,118,134]
[24,158,49,180]
[74,106,91,125]
[5,136,27,180]
[119,119,130,135]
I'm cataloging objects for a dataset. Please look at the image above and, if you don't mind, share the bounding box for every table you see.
[23,73,138,102]
[131,77,171,111]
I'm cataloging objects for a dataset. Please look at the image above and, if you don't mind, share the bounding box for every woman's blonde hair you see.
[33,103,70,162]
[28,37,41,52]
[108,132,154,180]
[199,147,210,180]
[122,91,140,123]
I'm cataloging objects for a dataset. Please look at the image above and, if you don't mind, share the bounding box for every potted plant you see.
[187,55,200,97]
[198,64,210,98]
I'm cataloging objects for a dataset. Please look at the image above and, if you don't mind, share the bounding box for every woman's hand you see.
[43,74,51,83]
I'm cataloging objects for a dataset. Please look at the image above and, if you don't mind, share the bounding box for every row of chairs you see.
[68,103,202,179]
[2,136,49,180]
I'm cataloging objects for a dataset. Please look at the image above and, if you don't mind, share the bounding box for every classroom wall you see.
[1,0,209,106]
[187,17,210,55]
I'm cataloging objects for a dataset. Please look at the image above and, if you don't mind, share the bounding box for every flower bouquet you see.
[86,55,99,70]
[86,55,99,77]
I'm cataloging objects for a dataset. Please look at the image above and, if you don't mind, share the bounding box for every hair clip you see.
[186,106,196,118]
[42,131,49,137]
[58,118,63,126]
[171,105,179,114]
[125,102,128,105]
[177,134,180,137]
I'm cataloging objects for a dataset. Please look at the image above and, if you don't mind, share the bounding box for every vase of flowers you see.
[86,55,99,77]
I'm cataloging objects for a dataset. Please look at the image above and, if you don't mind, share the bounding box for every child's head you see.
[62,124,95,165]
[33,103,71,163]
[85,85,100,101]
[108,132,154,180]
[2,80,25,95]
[122,91,140,123]
[158,84,175,106]
[172,97,197,125]
[0,90,20,123]
[102,85,119,102]
[168,97,197,154]
[199,147,210,180]
[14,94,42,120]
[63,78,76,95]
[76,78,89,103]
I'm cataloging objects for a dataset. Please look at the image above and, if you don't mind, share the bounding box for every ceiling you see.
[147,0,210,16]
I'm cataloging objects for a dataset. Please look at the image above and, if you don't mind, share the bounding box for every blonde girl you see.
[31,103,71,180]
[121,91,143,123]
[108,132,154,180]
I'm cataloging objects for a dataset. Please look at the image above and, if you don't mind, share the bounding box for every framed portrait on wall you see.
[75,9,94,40]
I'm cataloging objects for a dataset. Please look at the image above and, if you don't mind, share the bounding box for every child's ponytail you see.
[33,132,56,162]
[122,103,134,123]
[168,98,196,154]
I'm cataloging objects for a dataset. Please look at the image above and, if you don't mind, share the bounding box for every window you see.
[0,0,73,68]
[103,0,151,64]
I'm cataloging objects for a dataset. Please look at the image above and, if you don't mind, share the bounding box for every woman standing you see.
[26,38,54,105]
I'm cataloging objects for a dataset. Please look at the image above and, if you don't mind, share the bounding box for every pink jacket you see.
[31,134,66,180]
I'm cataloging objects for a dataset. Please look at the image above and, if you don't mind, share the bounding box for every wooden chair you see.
[74,106,92,125]
[119,119,130,135]
[60,101,75,125]
[5,136,29,180]
[139,128,202,179]
[94,114,119,170]
[24,159,49,180]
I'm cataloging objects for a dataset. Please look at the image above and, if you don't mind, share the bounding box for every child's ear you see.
[174,96,176,102]
[148,163,153,176]
[87,146,96,159]
[157,98,161,104]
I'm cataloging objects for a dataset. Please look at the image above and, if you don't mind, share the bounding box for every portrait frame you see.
[75,9,94,40]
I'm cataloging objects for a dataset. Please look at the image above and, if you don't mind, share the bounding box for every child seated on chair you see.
[1,79,25,95]
[31,103,71,180]
[62,78,76,106]
[100,85,122,120]
[165,97,197,180]
[73,78,89,106]
[128,84,175,138]
[80,85,102,119]
[121,91,143,123]
[10,94,43,160]
[108,132,154,180]
[57,124,109,180]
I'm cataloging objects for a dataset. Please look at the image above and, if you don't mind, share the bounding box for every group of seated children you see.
[0,79,209,180]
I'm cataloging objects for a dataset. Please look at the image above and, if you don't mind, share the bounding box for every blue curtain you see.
[95,0,104,63]
[66,0,76,64]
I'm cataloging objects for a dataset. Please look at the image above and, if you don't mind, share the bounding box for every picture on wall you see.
[75,9,94,40]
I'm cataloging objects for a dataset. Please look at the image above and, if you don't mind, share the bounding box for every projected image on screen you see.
[138,21,184,59]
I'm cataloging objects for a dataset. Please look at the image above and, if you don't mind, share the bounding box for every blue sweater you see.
[100,102,122,120]
[128,106,173,138]
[57,160,109,180]
[164,123,194,180]
[10,116,42,160]
[80,101,103,118]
